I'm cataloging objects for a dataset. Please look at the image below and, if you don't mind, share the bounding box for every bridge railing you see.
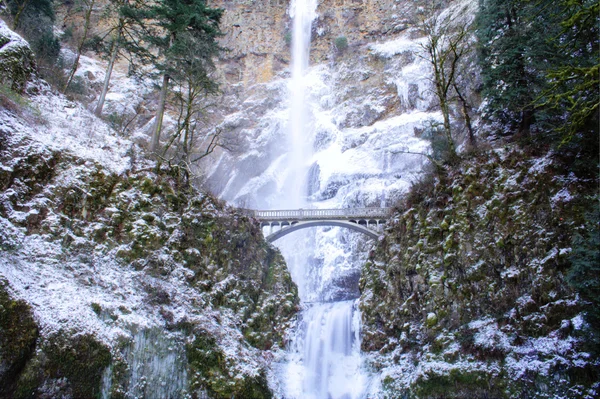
[250,207,393,221]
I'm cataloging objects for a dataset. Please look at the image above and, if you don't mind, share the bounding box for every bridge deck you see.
[251,207,392,221]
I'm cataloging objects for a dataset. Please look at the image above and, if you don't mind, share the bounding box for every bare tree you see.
[416,2,473,160]
[63,0,96,93]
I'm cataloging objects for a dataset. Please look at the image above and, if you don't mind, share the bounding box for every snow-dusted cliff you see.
[0,20,297,398]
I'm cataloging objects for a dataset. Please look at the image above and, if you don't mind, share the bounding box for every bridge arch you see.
[264,220,380,243]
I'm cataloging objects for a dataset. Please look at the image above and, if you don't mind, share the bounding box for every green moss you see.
[0,36,35,92]
[412,368,505,398]
[15,332,111,399]
[91,302,102,315]
[0,280,39,396]
[187,332,273,398]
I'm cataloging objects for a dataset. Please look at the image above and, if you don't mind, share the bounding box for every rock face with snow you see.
[202,0,477,322]
[0,23,298,397]
[0,131,298,397]
[0,20,36,92]
[360,150,599,398]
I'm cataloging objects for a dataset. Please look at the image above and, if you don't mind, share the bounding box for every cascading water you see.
[274,1,368,398]
[283,0,317,208]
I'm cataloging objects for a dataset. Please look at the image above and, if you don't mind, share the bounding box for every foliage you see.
[421,120,452,164]
[334,35,348,52]
[284,30,292,46]
[538,0,599,144]
[476,0,599,147]
[128,0,224,154]
[567,206,600,330]
[476,0,550,135]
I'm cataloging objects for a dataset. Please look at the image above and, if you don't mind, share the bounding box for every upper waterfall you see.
[283,0,319,209]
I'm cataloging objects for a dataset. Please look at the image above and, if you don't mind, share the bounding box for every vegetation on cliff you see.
[360,146,598,397]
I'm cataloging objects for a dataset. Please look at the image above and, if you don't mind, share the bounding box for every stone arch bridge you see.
[246,208,393,243]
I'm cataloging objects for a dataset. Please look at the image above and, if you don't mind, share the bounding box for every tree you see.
[6,0,53,30]
[476,0,560,136]
[417,2,473,161]
[137,0,224,154]
[538,0,599,143]
[93,0,152,116]
[62,0,96,93]
[160,32,222,165]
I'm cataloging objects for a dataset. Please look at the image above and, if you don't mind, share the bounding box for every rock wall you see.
[359,149,599,398]
[0,132,298,397]
[211,0,423,86]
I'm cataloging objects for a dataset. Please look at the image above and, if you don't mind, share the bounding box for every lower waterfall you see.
[274,229,369,399]
[286,300,366,399]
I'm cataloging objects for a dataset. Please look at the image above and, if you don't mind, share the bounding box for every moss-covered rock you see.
[360,148,599,398]
[0,21,36,93]
[1,134,299,396]
[14,332,111,399]
[0,280,39,397]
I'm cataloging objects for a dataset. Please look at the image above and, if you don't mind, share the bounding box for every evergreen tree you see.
[92,0,152,116]
[539,0,599,143]
[476,0,558,136]
[137,0,224,154]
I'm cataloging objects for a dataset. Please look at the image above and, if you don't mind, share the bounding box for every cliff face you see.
[202,0,471,205]
[359,149,599,398]
[211,0,424,87]
[0,22,298,399]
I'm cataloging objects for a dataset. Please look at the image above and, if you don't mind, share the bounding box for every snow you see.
[0,19,29,49]
[0,89,133,174]
[369,35,424,58]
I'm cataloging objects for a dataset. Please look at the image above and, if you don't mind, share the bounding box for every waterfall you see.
[283,0,318,208]
[275,1,368,397]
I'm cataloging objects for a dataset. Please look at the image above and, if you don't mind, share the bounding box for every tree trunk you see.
[453,83,475,147]
[63,0,95,93]
[440,98,456,158]
[151,74,170,153]
[94,39,119,117]
[12,0,31,30]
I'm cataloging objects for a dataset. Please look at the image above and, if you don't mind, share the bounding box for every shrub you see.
[334,36,348,52]
[284,31,292,46]
[421,120,452,163]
